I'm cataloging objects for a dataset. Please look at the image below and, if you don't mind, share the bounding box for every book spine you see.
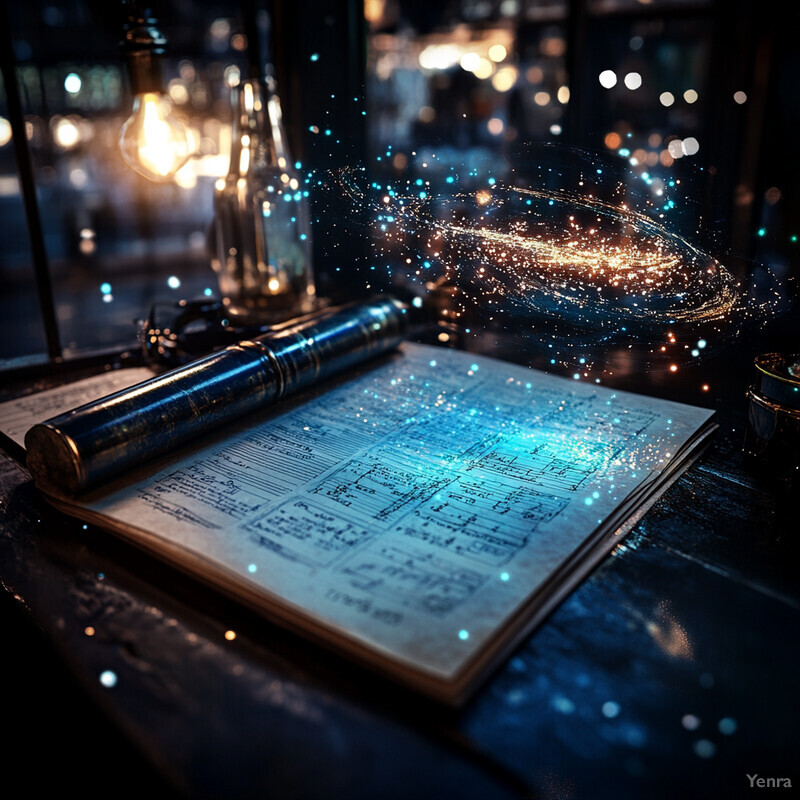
[24,296,411,495]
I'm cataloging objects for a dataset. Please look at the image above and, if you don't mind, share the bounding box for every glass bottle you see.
[213,74,315,320]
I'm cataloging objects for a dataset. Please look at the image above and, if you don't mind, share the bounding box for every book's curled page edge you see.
[440,418,718,706]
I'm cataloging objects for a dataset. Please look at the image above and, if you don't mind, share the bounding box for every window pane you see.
[2,2,235,362]
[0,72,48,366]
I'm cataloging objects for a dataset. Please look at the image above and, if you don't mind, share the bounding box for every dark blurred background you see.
[1,0,797,373]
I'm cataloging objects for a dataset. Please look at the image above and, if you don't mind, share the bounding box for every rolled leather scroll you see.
[25,296,411,495]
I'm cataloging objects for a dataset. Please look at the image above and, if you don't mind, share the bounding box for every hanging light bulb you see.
[120,91,189,180]
[120,6,190,181]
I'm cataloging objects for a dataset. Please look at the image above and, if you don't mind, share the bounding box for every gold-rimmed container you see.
[743,353,800,487]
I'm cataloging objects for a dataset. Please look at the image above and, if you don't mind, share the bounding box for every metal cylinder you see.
[742,352,800,489]
[25,296,411,495]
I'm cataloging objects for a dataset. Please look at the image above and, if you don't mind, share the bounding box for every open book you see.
[0,343,715,705]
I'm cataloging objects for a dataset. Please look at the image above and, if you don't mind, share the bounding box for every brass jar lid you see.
[753,353,800,410]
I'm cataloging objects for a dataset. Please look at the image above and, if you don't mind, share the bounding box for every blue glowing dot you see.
[584,497,593,506]
[697,339,707,349]
[602,701,621,718]
[64,72,81,93]
[470,363,479,371]
[310,53,319,62]
[553,695,575,714]
[500,572,510,581]
[248,564,257,573]
[458,629,470,640]
[757,228,766,237]
[488,177,496,186]
[573,373,580,380]
[204,287,213,296]
[100,670,117,688]
[693,739,716,758]
[429,359,437,367]
[167,275,181,289]
[718,717,738,735]
[100,282,112,294]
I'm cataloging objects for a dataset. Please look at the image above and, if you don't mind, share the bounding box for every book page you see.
[44,343,713,682]
[0,367,153,448]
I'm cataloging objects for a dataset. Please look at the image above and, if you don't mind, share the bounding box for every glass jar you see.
[213,75,315,320]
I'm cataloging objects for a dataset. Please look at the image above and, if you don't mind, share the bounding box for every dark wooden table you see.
[2,311,798,800]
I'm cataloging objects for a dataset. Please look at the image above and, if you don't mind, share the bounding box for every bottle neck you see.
[229,77,290,173]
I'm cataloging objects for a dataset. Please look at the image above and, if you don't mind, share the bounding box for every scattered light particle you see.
[624,72,642,90]
[602,701,621,718]
[64,72,81,93]
[167,275,181,289]
[500,571,510,581]
[599,69,617,88]
[224,630,236,641]
[553,695,575,714]
[100,670,117,688]
[84,626,95,636]
[718,717,738,735]
[458,629,470,640]
[693,739,716,758]
[682,714,701,730]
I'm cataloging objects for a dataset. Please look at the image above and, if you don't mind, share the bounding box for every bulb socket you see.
[121,16,167,95]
